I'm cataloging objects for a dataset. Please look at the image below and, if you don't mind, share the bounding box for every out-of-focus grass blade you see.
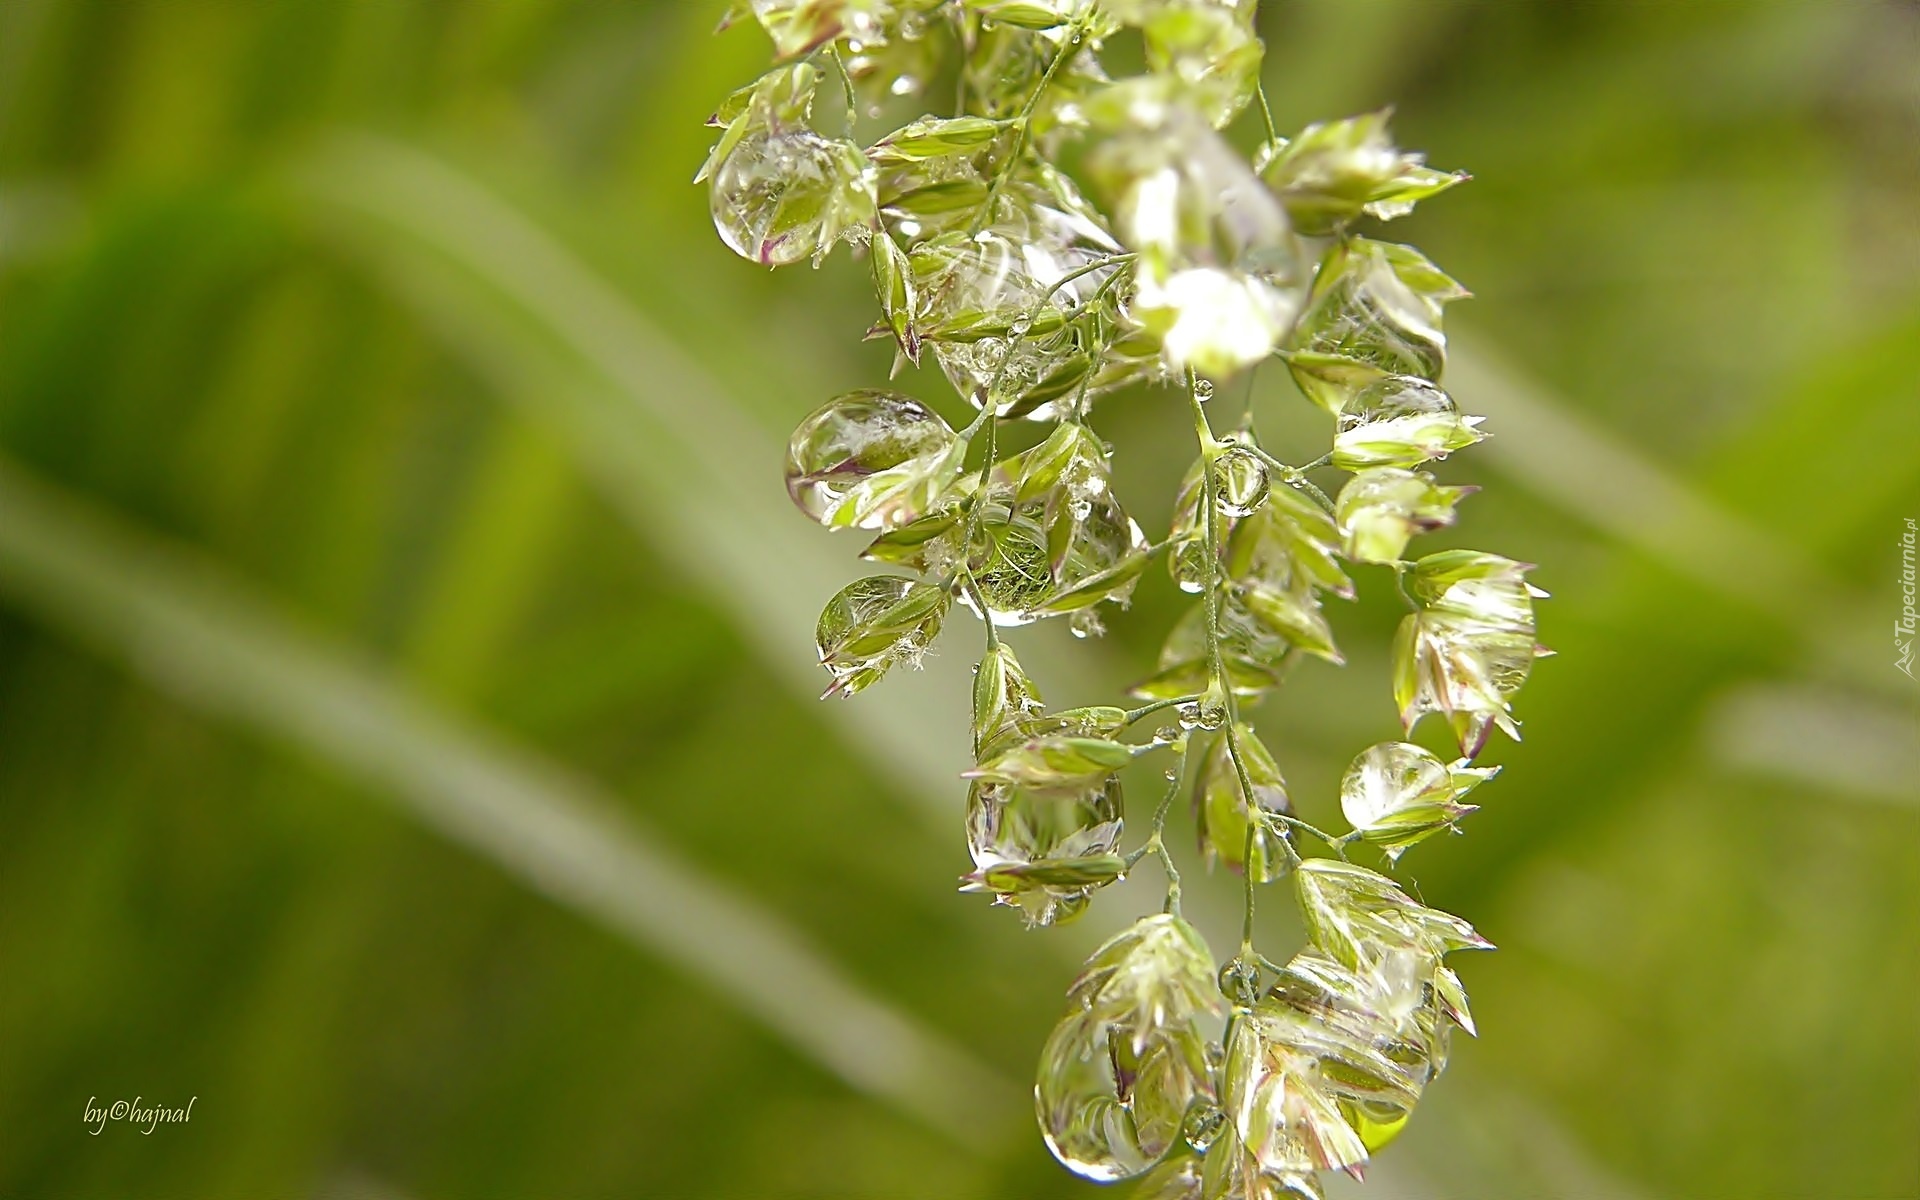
[1707,684,1918,806]
[0,453,1018,1150]
[1449,337,1876,686]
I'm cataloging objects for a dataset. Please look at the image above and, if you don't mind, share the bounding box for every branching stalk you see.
[707,7,1543,1187]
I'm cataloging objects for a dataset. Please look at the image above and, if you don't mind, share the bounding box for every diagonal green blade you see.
[0,453,1019,1150]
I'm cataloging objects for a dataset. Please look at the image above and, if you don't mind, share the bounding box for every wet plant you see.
[702,2,1549,1193]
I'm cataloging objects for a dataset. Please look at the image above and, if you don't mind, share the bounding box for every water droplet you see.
[924,221,1124,422]
[1183,1104,1227,1153]
[967,777,1123,927]
[1069,609,1105,639]
[1192,379,1216,403]
[1218,957,1262,1007]
[1170,540,1210,593]
[815,576,948,696]
[1176,702,1202,730]
[710,128,869,268]
[1195,700,1227,730]
[783,390,958,529]
[1212,445,1271,518]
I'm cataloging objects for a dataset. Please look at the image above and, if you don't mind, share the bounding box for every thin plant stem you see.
[1186,370,1297,954]
[1391,562,1418,612]
[1155,840,1183,916]
[1124,741,1190,914]
[959,408,1002,650]
[1255,79,1279,149]
[829,46,859,133]
[1122,694,1205,728]
[971,16,1089,235]
[949,5,970,116]
[1276,814,1349,855]
[1291,474,1336,514]
[1247,445,1337,515]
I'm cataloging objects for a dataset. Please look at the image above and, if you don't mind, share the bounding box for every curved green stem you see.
[829,45,859,133]
[970,16,1089,235]
[1254,79,1279,149]
[1186,370,1296,952]
[1122,693,1205,728]
[1246,445,1337,515]
[1391,561,1418,612]
[958,408,1002,648]
[1276,814,1350,857]
[1127,755,1189,914]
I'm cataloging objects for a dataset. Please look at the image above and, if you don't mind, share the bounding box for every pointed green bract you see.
[1193,724,1293,881]
[1259,110,1468,235]
[869,233,922,361]
[1338,741,1477,862]
[1286,239,1470,413]
[972,642,1045,754]
[868,115,1011,163]
[743,0,908,61]
[968,732,1141,789]
[1393,551,1549,753]
[1294,859,1492,969]
[1039,914,1222,1180]
[814,575,949,696]
[1334,468,1471,565]
[1331,375,1486,470]
[785,390,965,530]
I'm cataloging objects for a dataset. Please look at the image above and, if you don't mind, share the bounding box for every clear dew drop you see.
[1176,701,1202,730]
[1171,541,1210,593]
[1192,379,1216,403]
[1218,957,1262,1007]
[1183,1104,1227,1153]
[1009,312,1035,336]
[710,128,859,268]
[1195,699,1228,731]
[1213,446,1271,519]
[783,390,957,529]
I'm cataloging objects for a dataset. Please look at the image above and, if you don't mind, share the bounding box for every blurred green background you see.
[0,1,1916,1197]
